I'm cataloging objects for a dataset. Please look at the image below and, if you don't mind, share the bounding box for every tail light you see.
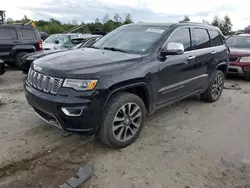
[38,40,43,50]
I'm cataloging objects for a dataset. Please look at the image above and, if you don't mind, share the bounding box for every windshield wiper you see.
[86,46,99,49]
[103,47,128,53]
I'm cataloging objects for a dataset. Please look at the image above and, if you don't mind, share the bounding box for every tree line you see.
[5,13,133,34]
[180,15,233,35]
[0,10,245,36]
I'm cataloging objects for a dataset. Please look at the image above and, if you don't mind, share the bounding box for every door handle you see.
[13,41,20,44]
[211,51,217,54]
[188,56,196,60]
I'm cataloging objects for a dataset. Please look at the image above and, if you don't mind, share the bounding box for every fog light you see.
[244,67,249,71]
[61,107,84,117]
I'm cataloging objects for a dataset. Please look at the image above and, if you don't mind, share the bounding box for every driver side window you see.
[167,28,191,51]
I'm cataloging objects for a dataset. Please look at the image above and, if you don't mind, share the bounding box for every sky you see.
[1,0,250,30]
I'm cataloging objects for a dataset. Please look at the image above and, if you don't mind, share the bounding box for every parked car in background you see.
[226,34,250,80]
[0,24,43,68]
[24,22,228,148]
[0,59,5,75]
[21,34,102,73]
[43,33,83,50]
[39,31,49,41]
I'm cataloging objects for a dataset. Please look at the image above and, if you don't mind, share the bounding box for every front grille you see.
[27,69,63,94]
[229,56,239,62]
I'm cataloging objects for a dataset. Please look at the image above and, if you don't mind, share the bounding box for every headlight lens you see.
[63,79,98,91]
[240,56,250,63]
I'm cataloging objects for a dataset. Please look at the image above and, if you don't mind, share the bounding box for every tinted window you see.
[193,28,210,49]
[209,30,223,46]
[20,28,37,40]
[167,28,191,51]
[83,38,99,47]
[0,28,17,40]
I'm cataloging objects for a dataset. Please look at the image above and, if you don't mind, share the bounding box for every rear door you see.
[0,27,19,61]
[189,27,212,91]
[208,29,228,71]
[19,27,38,50]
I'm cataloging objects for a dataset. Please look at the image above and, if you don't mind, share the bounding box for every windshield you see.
[93,25,168,53]
[44,34,61,43]
[226,36,250,48]
[71,42,83,49]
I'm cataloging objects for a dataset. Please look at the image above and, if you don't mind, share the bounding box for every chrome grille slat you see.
[27,69,62,95]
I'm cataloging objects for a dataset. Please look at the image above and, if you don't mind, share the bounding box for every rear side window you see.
[20,28,37,40]
[193,28,211,49]
[83,38,99,47]
[0,28,17,40]
[167,28,191,51]
[209,30,224,46]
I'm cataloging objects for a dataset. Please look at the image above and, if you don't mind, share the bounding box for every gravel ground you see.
[1,69,250,188]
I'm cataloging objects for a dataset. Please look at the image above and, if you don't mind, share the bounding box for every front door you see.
[157,27,197,105]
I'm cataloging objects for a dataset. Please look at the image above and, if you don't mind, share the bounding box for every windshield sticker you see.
[146,28,164,33]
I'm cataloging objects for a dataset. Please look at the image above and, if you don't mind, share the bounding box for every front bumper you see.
[0,61,6,75]
[24,80,104,133]
[228,63,250,76]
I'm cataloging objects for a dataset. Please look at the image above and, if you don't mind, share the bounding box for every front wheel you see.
[98,92,146,149]
[15,52,29,69]
[201,70,224,102]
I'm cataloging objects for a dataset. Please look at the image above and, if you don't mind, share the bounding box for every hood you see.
[229,47,250,56]
[32,48,143,78]
[25,49,69,60]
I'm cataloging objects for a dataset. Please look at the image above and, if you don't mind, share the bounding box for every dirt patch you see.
[1,70,250,188]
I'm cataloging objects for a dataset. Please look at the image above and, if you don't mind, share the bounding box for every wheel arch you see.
[103,80,151,114]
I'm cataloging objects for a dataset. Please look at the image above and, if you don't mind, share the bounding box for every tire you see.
[15,52,29,69]
[201,70,224,102]
[244,76,250,81]
[99,92,146,149]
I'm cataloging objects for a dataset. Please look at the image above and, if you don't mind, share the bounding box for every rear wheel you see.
[15,52,29,69]
[99,92,146,149]
[244,76,250,81]
[201,70,224,102]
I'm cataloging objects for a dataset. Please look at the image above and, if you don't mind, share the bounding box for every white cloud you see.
[2,0,250,30]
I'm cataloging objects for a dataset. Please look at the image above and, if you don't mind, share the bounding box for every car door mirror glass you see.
[55,40,59,44]
[161,42,184,56]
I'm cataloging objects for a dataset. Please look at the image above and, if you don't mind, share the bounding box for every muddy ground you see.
[1,69,250,188]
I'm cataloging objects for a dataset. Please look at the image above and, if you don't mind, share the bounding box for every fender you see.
[102,82,151,112]
[204,61,228,91]
[11,45,36,57]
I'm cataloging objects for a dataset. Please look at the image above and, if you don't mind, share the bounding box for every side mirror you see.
[55,40,59,44]
[161,42,184,56]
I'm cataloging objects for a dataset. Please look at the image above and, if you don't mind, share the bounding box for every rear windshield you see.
[226,35,250,48]
[44,34,61,43]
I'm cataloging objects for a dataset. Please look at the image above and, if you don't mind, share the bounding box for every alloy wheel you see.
[212,74,223,99]
[112,102,142,142]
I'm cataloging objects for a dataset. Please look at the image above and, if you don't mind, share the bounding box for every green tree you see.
[4,13,133,34]
[211,15,233,35]
[179,15,190,22]
[102,14,109,23]
[0,10,6,23]
[221,15,232,35]
[124,13,133,24]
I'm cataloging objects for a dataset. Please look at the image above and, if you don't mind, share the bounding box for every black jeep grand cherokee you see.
[24,22,228,148]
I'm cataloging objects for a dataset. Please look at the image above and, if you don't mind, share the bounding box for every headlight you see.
[240,56,250,63]
[63,79,98,91]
